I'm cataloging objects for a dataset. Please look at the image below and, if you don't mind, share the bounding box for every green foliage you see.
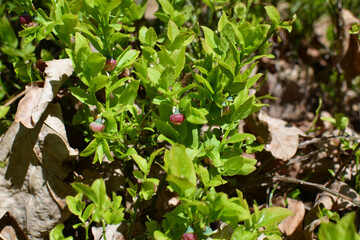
[319,212,360,240]
[3,0,297,239]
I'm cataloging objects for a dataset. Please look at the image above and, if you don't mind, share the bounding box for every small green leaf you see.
[154,230,170,240]
[216,59,235,82]
[187,107,208,124]
[80,203,95,223]
[218,11,228,32]
[80,138,103,157]
[158,0,175,17]
[221,201,251,222]
[167,20,179,42]
[255,207,293,228]
[91,178,108,210]
[319,212,360,240]
[145,27,157,48]
[140,180,156,200]
[69,87,98,106]
[154,119,180,141]
[102,139,114,161]
[50,224,74,240]
[116,47,140,71]
[225,133,256,144]
[159,66,175,91]
[164,145,197,197]
[71,182,97,204]
[66,195,84,216]
[89,75,108,93]
[265,6,281,25]
[84,52,106,78]
[0,106,10,119]
[231,95,254,122]
[118,80,140,105]
[132,154,148,174]
[202,26,219,50]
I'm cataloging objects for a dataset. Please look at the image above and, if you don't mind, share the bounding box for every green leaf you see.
[0,15,18,49]
[140,180,157,200]
[167,20,179,42]
[91,178,108,209]
[69,87,98,106]
[265,6,281,25]
[255,207,293,228]
[231,226,258,240]
[145,27,157,48]
[89,75,108,93]
[221,201,251,222]
[116,47,140,70]
[187,107,208,124]
[94,141,104,164]
[71,182,97,204]
[154,230,170,240]
[239,23,270,55]
[164,145,197,197]
[158,0,175,17]
[218,11,228,32]
[0,106,10,119]
[155,119,180,141]
[50,224,74,240]
[84,52,106,78]
[202,26,219,50]
[80,203,95,223]
[319,212,360,240]
[194,73,214,94]
[222,156,257,176]
[231,95,254,122]
[216,59,234,82]
[159,66,175,91]
[132,154,148,174]
[99,0,122,15]
[118,80,140,106]
[102,139,114,161]
[80,138,103,157]
[66,195,85,216]
[225,133,256,144]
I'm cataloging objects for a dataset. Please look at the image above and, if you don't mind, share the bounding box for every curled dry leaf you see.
[316,181,360,211]
[91,222,126,240]
[15,58,74,128]
[279,198,305,239]
[0,103,77,239]
[259,111,305,160]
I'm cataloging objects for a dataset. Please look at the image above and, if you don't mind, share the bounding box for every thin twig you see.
[272,175,360,208]
[299,135,360,147]
[3,90,26,107]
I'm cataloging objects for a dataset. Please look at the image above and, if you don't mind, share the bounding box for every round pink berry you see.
[182,233,197,240]
[104,59,117,72]
[89,122,105,132]
[19,13,32,25]
[170,113,184,125]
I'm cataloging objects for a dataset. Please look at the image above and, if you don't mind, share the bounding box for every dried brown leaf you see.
[259,111,305,160]
[91,223,126,240]
[279,198,305,239]
[317,181,360,211]
[0,103,77,239]
[15,59,73,129]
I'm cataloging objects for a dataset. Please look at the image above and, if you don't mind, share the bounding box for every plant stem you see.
[127,196,141,239]
[102,218,107,240]
[85,222,89,240]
